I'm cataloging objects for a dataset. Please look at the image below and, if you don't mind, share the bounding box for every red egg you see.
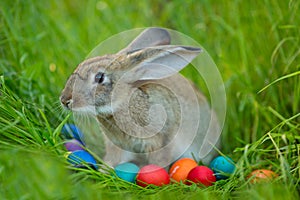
[136,164,170,187]
[187,166,216,186]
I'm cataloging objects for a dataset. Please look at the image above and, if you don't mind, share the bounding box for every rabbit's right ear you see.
[123,45,202,83]
[118,28,171,54]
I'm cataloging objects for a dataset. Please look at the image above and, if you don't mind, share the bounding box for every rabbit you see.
[60,28,221,168]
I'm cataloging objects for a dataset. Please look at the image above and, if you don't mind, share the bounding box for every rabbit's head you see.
[60,28,201,116]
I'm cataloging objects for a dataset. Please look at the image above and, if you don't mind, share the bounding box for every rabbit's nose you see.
[60,94,73,109]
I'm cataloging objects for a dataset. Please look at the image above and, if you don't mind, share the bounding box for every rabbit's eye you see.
[95,72,105,84]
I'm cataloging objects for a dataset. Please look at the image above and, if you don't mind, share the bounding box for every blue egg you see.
[115,162,140,183]
[61,124,85,145]
[67,150,97,170]
[209,156,235,180]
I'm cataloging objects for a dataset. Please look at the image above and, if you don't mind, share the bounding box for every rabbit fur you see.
[60,28,221,167]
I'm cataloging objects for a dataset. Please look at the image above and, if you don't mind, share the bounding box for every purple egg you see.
[64,139,85,152]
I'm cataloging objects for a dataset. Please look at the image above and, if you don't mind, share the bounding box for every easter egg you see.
[61,124,85,144]
[115,162,140,183]
[64,139,85,152]
[247,169,278,183]
[67,150,97,170]
[136,164,170,187]
[187,166,216,186]
[209,156,235,180]
[169,158,198,183]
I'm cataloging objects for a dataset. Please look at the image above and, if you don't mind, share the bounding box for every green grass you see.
[0,0,299,199]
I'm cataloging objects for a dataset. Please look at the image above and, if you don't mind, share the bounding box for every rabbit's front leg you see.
[102,136,147,167]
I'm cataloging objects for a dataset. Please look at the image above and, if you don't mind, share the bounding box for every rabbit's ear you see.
[125,45,201,82]
[118,28,170,54]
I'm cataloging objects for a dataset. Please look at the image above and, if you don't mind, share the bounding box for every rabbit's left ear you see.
[125,45,202,82]
[118,28,170,54]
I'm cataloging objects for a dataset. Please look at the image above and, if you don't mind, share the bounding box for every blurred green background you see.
[0,0,299,199]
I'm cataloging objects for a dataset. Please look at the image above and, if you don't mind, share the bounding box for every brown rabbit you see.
[60,28,221,167]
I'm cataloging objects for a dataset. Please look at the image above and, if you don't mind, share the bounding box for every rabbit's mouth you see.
[60,94,96,115]
[60,95,73,110]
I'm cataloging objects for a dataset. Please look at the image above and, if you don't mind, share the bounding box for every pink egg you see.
[187,166,216,186]
[136,164,170,187]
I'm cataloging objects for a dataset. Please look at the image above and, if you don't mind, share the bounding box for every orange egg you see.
[169,158,198,183]
[247,169,278,183]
